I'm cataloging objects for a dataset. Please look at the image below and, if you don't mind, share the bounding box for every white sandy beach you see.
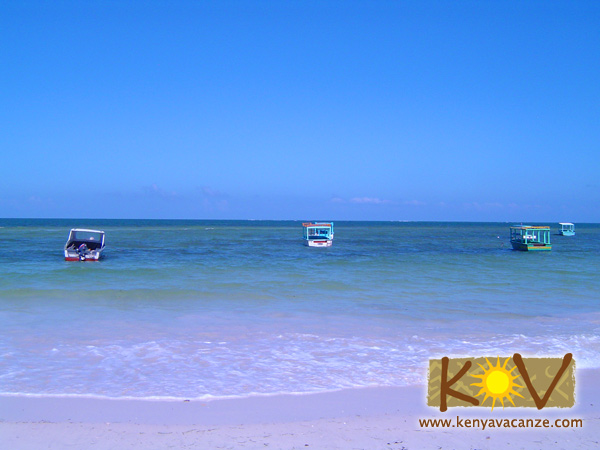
[1,369,598,449]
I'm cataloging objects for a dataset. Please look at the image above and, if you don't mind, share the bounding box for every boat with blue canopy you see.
[302,222,334,247]
[559,223,575,236]
[510,225,551,251]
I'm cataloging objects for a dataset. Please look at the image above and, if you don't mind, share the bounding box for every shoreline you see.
[1,369,598,449]
[0,385,425,426]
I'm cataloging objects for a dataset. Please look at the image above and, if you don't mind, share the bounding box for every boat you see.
[302,222,334,247]
[509,225,551,251]
[64,229,106,261]
[558,222,575,236]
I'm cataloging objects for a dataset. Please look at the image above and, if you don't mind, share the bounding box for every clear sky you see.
[1,1,599,221]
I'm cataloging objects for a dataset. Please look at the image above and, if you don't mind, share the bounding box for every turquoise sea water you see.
[1,219,599,400]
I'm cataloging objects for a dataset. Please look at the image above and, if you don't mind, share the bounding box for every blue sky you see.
[1,1,599,221]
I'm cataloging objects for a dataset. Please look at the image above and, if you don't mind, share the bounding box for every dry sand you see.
[1,369,598,449]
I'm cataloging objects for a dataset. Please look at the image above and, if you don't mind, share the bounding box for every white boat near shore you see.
[64,228,105,261]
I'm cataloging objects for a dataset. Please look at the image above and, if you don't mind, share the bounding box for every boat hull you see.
[304,239,333,247]
[64,250,103,261]
[511,242,552,251]
[559,231,575,236]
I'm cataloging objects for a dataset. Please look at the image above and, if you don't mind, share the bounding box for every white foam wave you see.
[1,331,598,399]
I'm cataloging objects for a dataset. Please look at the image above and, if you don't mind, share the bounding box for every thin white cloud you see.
[403,200,426,206]
[331,196,422,206]
[350,197,390,205]
[462,202,505,210]
[142,184,178,198]
[198,186,229,211]
[201,186,226,197]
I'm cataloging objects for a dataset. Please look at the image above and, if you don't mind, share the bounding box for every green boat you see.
[510,226,551,251]
[559,222,575,236]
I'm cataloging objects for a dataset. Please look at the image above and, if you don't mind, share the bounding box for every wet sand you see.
[1,369,598,449]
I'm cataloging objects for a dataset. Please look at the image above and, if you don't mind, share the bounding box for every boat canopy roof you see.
[68,229,105,242]
[302,222,332,227]
[70,228,105,234]
[510,225,550,230]
[559,222,574,226]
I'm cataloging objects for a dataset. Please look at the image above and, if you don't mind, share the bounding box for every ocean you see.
[1,219,598,401]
